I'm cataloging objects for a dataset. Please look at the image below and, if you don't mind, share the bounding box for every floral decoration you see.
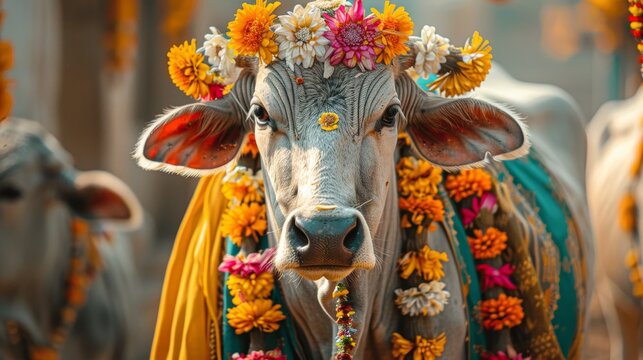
[222,167,265,204]
[371,1,414,65]
[322,0,383,75]
[226,299,286,334]
[167,39,213,100]
[445,168,493,202]
[476,263,516,291]
[399,196,445,233]
[310,0,350,12]
[467,227,508,260]
[619,193,636,232]
[461,192,497,227]
[319,112,340,131]
[220,202,268,246]
[226,272,274,305]
[412,25,450,79]
[232,349,287,360]
[242,133,260,158]
[275,4,330,70]
[394,281,450,317]
[396,157,443,198]
[0,3,12,121]
[481,347,531,360]
[227,0,281,64]
[477,294,524,331]
[398,245,449,281]
[333,283,356,360]
[203,26,239,84]
[391,332,447,360]
[628,0,643,77]
[219,248,276,277]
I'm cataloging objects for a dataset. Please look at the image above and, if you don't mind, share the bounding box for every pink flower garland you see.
[232,348,286,360]
[461,192,497,227]
[218,248,276,277]
[476,263,516,291]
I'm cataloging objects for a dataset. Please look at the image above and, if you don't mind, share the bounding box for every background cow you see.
[0,118,143,359]
[587,87,643,360]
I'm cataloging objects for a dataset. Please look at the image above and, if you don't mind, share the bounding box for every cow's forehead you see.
[255,62,397,134]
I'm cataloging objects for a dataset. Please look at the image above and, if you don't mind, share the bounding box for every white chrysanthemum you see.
[203,26,239,84]
[394,281,450,317]
[309,0,351,11]
[412,25,451,79]
[275,4,330,71]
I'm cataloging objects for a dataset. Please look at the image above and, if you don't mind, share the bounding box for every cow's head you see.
[136,60,528,281]
[0,118,142,291]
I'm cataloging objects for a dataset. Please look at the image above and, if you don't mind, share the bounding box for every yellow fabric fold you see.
[150,175,226,360]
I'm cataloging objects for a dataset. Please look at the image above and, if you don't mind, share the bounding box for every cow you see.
[587,87,643,360]
[0,117,143,359]
[135,54,593,358]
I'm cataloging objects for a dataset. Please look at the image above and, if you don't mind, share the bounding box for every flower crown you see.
[167,0,493,101]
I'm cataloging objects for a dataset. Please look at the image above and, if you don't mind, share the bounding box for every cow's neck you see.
[269,169,401,359]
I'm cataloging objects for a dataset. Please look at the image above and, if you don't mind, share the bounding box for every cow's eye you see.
[252,105,271,128]
[380,105,400,128]
[0,185,22,202]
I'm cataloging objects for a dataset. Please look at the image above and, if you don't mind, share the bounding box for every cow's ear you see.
[135,69,255,177]
[397,72,529,169]
[64,171,143,229]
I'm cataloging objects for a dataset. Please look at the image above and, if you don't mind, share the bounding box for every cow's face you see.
[0,119,142,290]
[136,62,528,281]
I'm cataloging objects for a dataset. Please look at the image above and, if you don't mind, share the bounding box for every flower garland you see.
[105,0,138,72]
[618,133,643,298]
[0,0,13,121]
[391,135,449,359]
[165,0,494,101]
[445,169,528,358]
[333,283,356,360]
[628,0,643,77]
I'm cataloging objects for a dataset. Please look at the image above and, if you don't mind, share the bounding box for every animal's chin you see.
[294,266,355,281]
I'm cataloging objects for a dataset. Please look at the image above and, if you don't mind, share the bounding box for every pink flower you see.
[481,348,530,360]
[201,82,226,101]
[460,192,497,227]
[218,248,276,277]
[232,348,286,360]
[476,263,516,291]
[322,0,383,72]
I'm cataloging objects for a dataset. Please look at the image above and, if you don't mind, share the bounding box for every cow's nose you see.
[290,214,363,267]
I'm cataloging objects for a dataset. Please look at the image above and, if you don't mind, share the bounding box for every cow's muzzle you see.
[276,208,375,281]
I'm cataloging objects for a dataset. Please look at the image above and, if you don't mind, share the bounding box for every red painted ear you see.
[405,91,529,169]
[135,100,246,176]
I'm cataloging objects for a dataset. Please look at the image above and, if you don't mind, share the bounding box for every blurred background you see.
[2,0,641,357]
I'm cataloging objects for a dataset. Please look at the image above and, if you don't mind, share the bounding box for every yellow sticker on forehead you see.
[319,112,340,131]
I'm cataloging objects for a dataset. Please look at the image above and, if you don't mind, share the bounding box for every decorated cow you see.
[135,1,592,359]
[587,86,643,359]
[0,117,142,359]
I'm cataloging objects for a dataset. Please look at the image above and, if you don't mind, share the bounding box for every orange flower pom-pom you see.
[467,227,508,260]
[220,202,267,246]
[445,169,492,202]
[478,294,524,331]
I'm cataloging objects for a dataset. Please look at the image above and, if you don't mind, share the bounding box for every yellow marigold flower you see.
[220,202,267,246]
[226,272,274,305]
[445,169,492,202]
[398,245,449,281]
[399,195,445,233]
[371,1,414,65]
[167,39,213,99]
[222,168,264,204]
[227,0,281,64]
[478,294,524,331]
[391,332,447,360]
[241,133,260,158]
[619,193,637,232]
[631,141,643,176]
[398,132,412,146]
[319,112,340,131]
[396,157,443,198]
[226,299,286,334]
[467,227,508,260]
[626,249,639,268]
[428,31,493,97]
[0,41,14,72]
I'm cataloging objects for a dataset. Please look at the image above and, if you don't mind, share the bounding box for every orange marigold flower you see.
[391,332,447,360]
[620,193,637,232]
[0,41,14,72]
[241,133,260,158]
[391,332,414,359]
[226,272,274,305]
[399,195,445,233]
[477,294,524,331]
[371,1,414,65]
[445,169,492,202]
[468,227,507,260]
[167,39,213,99]
[220,202,267,246]
[398,132,412,146]
[222,168,264,204]
[631,141,643,176]
[398,245,449,281]
[227,0,280,64]
[396,157,443,198]
[226,299,286,334]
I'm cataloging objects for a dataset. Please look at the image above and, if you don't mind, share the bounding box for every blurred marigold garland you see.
[628,0,643,77]
[0,0,13,121]
[105,0,138,72]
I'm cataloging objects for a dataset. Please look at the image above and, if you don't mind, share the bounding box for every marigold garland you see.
[220,202,267,246]
[628,0,643,77]
[391,332,447,360]
[333,283,356,360]
[232,348,287,360]
[167,39,213,100]
[226,272,275,305]
[445,168,493,202]
[394,281,450,317]
[477,294,525,331]
[467,227,508,260]
[227,0,281,64]
[619,193,637,232]
[399,196,445,233]
[396,157,443,198]
[226,299,286,334]
[398,245,449,281]
[222,168,265,204]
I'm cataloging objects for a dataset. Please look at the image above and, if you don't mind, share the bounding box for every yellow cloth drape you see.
[150,175,227,360]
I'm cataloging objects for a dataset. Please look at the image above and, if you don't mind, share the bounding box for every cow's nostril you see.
[291,219,309,249]
[343,223,361,253]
